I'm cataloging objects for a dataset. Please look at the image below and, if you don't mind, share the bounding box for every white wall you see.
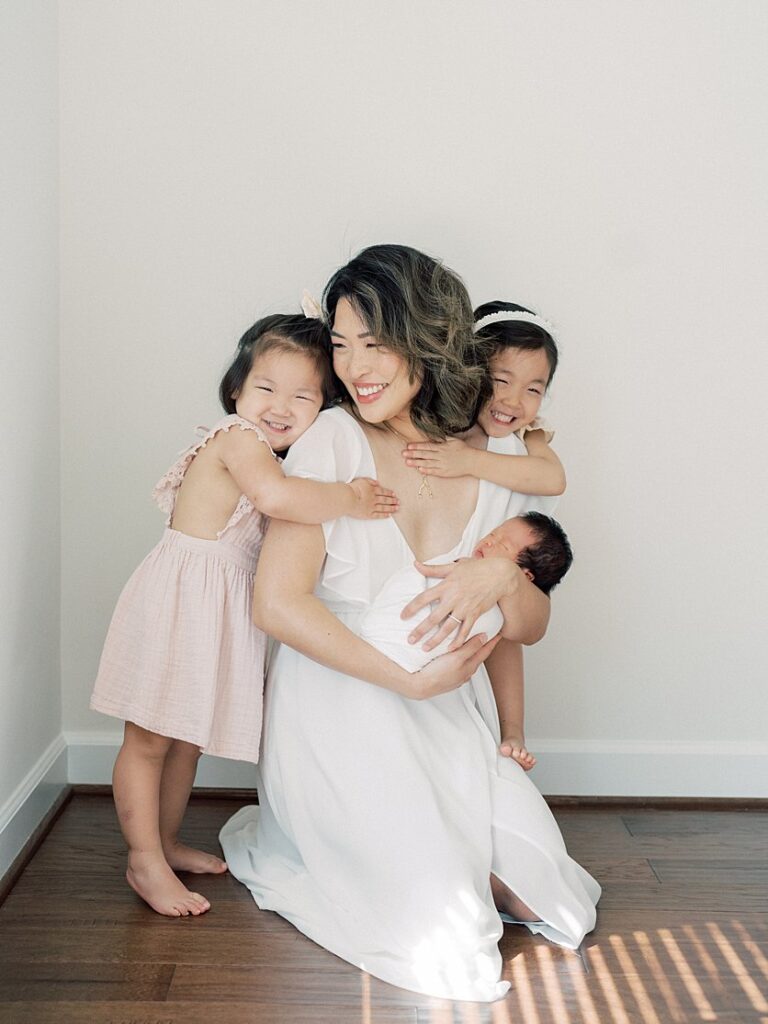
[0,0,66,874]
[60,0,768,795]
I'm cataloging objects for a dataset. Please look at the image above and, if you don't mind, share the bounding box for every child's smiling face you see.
[234,347,324,451]
[477,347,551,438]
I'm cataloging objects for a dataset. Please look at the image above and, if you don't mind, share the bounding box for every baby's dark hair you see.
[219,314,339,414]
[516,511,573,595]
[474,301,559,384]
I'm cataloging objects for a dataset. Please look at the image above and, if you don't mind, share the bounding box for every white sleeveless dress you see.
[220,407,599,1001]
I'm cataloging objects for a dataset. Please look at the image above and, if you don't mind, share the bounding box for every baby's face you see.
[477,347,550,438]
[473,517,537,568]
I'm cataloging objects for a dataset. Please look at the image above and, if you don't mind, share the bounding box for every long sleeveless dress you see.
[220,407,600,1000]
[90,415,274,763]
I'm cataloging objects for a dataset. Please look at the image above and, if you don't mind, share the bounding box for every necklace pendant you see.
[418,474,434,499]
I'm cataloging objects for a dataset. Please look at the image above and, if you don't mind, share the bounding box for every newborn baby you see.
[358,511,572,671]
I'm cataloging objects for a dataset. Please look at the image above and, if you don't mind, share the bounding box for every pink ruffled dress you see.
[90,415,274,762]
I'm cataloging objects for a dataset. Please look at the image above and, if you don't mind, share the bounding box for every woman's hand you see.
[402,438,473,478]
[401,557,524,651]
[399,633,501,700]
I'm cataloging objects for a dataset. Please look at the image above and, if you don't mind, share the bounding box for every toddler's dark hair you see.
[517,511,573,595]
[219,314,339,414]
[474,301,559,384]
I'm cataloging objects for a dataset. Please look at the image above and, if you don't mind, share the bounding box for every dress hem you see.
[89,699,261,763]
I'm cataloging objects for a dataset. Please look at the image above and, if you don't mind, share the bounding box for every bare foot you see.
[499,733,536,771]
[490,873,540,923]
[126,853,211,916]
[163,841,228,875]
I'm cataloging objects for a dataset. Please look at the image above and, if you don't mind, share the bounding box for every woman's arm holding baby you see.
[252,519,499,700]
[403,431,565,496]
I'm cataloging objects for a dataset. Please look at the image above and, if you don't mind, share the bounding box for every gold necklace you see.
[383,423,434,499]
[417,472,434,499]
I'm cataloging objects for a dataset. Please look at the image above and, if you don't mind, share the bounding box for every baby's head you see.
[219,314,339,451]
[473,511,573,595]
[473,301,559,439]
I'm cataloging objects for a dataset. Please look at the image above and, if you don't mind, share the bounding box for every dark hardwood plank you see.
[570,857,657,884]
[0,1002,417,1023]
[0,894,291,932]
[8,863,251,903]
[0,963,174,1002]
[0,788,72,907]
[168,963,428,1009]
[3,795,768,1024]
[0,926,347,969]
[649,858,768,885]
[597,881,768,912]
[622,810,768,838]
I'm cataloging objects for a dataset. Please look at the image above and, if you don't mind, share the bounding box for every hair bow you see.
[301,290,323,320]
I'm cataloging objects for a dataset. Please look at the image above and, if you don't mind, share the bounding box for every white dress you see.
[220,407,600,1002]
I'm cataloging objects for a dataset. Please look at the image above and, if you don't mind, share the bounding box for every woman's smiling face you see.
[330,297,421,429]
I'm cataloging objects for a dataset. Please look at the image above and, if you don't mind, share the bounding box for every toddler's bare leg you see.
[490,873,540,922]
[113,722,210,916]
[159,740,227,875]
[488,640,536,770]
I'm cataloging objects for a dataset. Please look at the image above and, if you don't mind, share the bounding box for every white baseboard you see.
[65,731,258,789]
[66,732,768,798]
[0,734,68,880]
[528,738,768,797]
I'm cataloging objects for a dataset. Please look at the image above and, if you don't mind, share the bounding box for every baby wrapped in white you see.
[357,562,504,672]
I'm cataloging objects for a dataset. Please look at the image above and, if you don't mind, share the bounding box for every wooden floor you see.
[0,795,767,1023]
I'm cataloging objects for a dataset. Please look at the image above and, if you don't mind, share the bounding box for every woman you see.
[220,245,600,1002]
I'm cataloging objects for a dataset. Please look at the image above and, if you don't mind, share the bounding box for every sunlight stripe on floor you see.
[657,929,716,1022]
[731,920,768,981]
[609,935,664,1024]
[633,931,686,1023]
[706,922,768,1013]
[588,946,632,1024]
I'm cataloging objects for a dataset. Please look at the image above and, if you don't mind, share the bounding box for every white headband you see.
[473,309,556,340]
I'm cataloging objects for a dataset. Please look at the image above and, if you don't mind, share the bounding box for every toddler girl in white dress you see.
[403,301,565,768]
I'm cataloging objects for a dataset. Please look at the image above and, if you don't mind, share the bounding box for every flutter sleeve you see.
[281,406,364,484]
[515,415,555,444]
[281,407,372,606]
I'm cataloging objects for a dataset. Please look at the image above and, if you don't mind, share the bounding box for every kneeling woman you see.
[220,245,600,1002]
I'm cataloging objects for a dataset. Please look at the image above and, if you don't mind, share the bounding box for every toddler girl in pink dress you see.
[91,312,397,918]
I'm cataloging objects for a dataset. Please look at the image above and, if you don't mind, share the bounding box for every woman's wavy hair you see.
[473,301,559,384]
[219,313,340,414]
[323,245,492,439]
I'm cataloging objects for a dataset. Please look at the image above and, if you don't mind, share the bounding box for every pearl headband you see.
[473,309,556,340]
